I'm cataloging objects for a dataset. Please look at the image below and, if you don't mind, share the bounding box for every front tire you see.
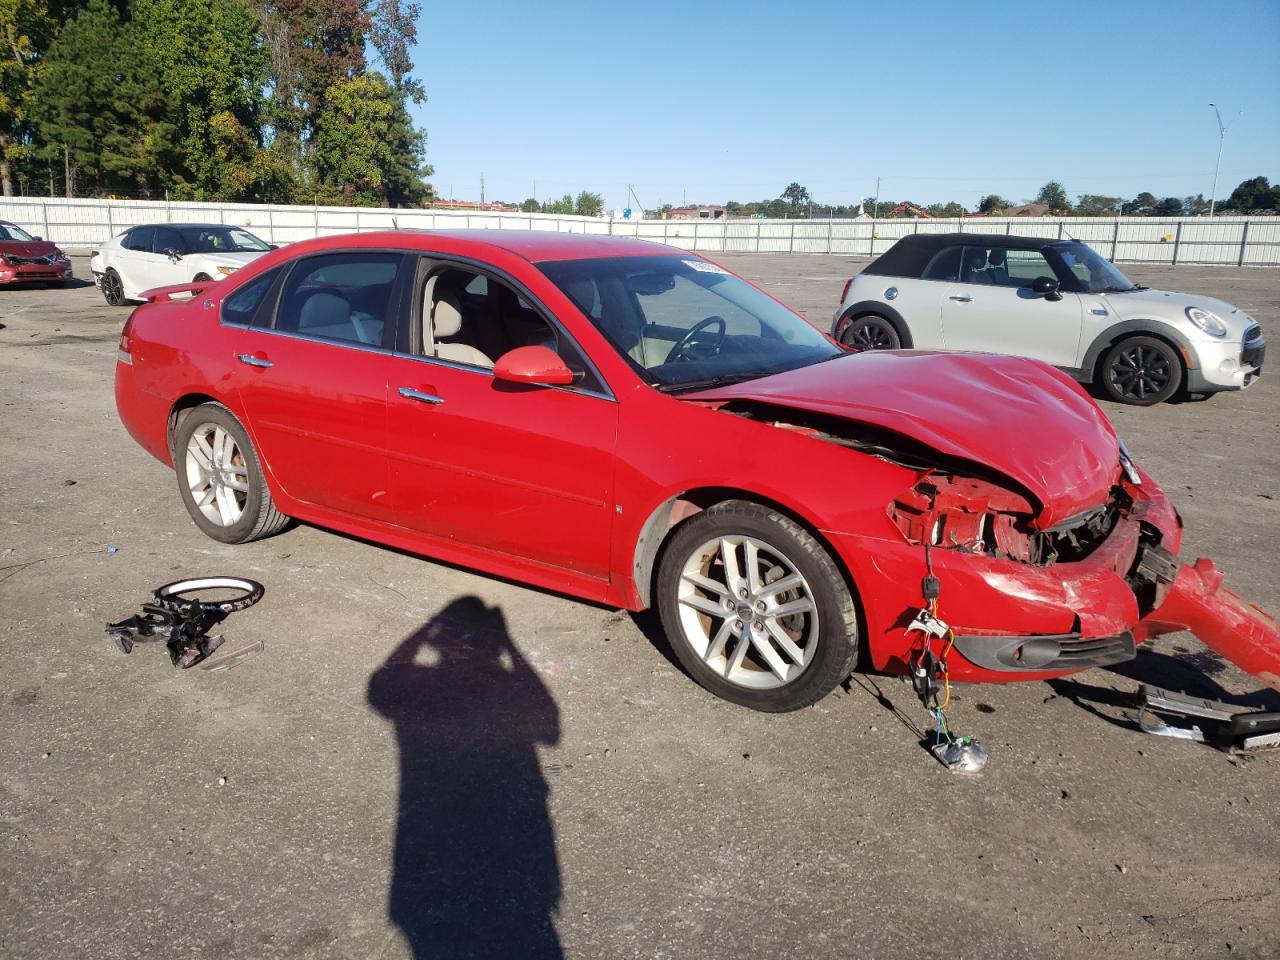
[840,313,901,351]
[1100,336,1182,405]
[102,268,126,306]
[656,501,858,712]
[173,404,289,544]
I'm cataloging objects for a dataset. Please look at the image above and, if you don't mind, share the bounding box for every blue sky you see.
[408,0,1280,211]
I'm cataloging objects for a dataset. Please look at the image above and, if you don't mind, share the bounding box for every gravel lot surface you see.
[2,254,1277,959]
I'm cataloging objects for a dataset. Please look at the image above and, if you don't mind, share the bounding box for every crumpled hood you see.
[0,239,60,258]
[688,351,1121,528]
[1103,289,1258,339]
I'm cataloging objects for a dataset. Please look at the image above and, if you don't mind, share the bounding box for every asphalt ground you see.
[2,254,1278,960]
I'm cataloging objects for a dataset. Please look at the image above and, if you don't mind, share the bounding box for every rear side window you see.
[922,246,962,281]
[221,267,280,326]
[123,227,153,252]
[152,227,184,255]
[275,253,402,348]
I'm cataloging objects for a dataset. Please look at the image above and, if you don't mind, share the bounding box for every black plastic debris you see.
[106,576,264,669]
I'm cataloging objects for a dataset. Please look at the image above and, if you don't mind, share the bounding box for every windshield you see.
[538,255,841,390]
[176,226,270,254]
[0,223,34,242]
[1054,242,1136,293]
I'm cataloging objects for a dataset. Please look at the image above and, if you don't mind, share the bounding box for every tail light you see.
[839,278,853,303]
[118,318,134,364]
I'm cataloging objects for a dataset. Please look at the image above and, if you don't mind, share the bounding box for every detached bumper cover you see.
[1140,556,1280,694]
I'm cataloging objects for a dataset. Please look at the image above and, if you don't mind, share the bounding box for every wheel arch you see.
[1083,319,1197,383]
[630,487,862,614]
[833,300,913,348]
[167,393,232,462]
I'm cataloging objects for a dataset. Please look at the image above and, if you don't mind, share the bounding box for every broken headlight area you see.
[889,476,1129,566]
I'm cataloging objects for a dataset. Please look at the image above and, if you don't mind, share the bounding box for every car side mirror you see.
[493,345,575,387]
[32,235,43,241]
[1032,276,1062,300]
[165,248,183,262]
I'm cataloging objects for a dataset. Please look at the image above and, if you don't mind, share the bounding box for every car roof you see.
[123,222,238,231]
[862,232,1073,278]
[271,229,684,264]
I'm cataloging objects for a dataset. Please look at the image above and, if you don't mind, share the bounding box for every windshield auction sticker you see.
[683,259,729,274]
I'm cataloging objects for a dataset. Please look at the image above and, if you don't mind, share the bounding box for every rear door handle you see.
[237,353,273,368]
[398,387,444,405]
[949,295,973,303]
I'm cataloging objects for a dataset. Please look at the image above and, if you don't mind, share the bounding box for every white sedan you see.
[91,223,273,305]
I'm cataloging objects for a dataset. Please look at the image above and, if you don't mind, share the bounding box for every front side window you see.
[960,246,1057,289]
[0,223,33,241]
[152,227,184,255]
[177,226,271,254]
[538,255,840,391]
[1053,242,1136,293]
[275,253,401,347]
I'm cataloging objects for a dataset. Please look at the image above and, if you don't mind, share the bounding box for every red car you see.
[0,219,73,286]
[114,231,1279,711]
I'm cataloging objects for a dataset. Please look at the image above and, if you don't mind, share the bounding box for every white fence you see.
[2,196,1277,266]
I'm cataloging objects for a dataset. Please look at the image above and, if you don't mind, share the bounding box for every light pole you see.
[1208,103,1241,217]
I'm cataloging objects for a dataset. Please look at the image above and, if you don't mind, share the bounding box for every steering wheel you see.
[665,316,726,364]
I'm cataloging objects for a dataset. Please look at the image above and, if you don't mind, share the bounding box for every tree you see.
[1223,176,1280,213]
[369,0,423,103]
[1153,196,1183,217]
[133,0,270,199]
[519,198,539,213]
[313,71,404,204]
[1035,180,1070,214]
[780,182,810,216]
[1074,194,1121,217]
[1121,192,1157,216]
[977,194,1011,214]
[29,0,169,196]
[0,0,56,195]
[1182,193,1209,216]
[573,190,603,217]
[926,201,966,218]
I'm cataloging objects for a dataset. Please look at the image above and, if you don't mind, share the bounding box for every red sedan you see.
[115,231,1279,711]
[0,219,73,286]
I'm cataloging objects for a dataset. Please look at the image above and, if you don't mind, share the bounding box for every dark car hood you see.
[687,351,1120,528]
[0,239,59,257]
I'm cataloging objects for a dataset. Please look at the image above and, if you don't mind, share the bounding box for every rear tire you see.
[1099,336,1182,405]
[840,314,901,351]
[193,273,212,282]
[656,501,858,712]
[102,268,126,306]
[173,404,289,544]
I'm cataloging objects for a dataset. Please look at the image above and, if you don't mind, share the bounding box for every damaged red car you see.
[114,232,1280,711]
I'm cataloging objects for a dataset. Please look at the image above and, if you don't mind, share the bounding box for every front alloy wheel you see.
[102,268,125,306]
[657,501,858,711]
[1101,336,1182,405]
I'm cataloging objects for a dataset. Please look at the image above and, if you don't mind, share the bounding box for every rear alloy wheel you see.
[102,268,126,306]
[1101,336,1182,405]
[840,314,901,351]
[174,404,289,544]
[656,501,858,712]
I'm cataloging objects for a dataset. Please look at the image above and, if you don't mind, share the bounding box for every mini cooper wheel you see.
[840,314,901,351]
[173,404,289,544]
[656,501,858,712]
[1100,336,1182,406]
[102,268,126,306]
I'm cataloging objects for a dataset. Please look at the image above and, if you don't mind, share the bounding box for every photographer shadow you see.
[367,596,563,959]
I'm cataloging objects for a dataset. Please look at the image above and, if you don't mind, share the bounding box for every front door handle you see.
[949,295,973,303]
[398,387,445,405]
[237,353,273,368]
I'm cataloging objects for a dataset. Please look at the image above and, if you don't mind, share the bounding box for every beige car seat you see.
[428,282,493,368]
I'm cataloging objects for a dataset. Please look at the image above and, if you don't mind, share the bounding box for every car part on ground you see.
[1138,684,1280,750]
[106,576,264,668]
[833,233,1266,403]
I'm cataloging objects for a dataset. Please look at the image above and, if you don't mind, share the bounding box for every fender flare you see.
[832,300,914,348]
[1082,319,1200,380]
